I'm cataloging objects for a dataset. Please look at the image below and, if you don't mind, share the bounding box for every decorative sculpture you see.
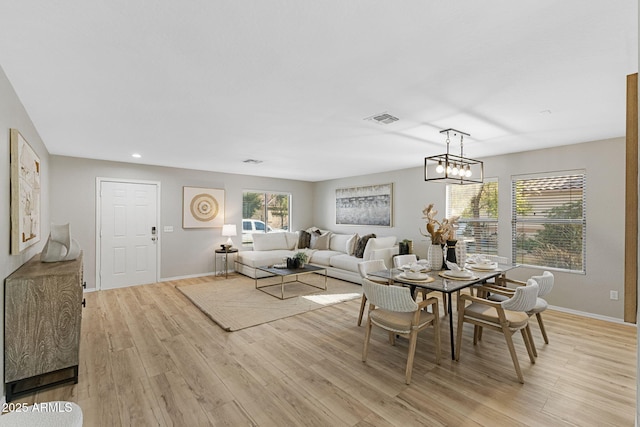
[40,223,81,262]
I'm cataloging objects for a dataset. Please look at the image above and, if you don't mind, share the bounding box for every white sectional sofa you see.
[235,230,398,284]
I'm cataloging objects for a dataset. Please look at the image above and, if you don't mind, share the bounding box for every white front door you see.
[99,181,158,289]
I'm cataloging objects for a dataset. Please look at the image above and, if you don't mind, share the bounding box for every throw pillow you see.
[311,232,332,250]
[298,230,311,249]
[354,233,376,258]
[346,233,359,255]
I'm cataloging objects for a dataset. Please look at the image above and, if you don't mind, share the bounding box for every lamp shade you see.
[221,224,237,237]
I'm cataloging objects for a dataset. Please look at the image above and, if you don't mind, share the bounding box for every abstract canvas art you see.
[335,183,393,227]
[10,129,41,254]
[183,186,225,228]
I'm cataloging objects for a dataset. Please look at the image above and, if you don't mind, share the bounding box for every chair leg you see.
[433,315,441,365]
[536,312,549,344]
[521,326,536,361]
[389,331,396,346]
[362,319,373,362]
[357,294,367,326]
[405,329,418,384]
[473,325,480,344]
[455,308,465,361]
[502,325,525,384]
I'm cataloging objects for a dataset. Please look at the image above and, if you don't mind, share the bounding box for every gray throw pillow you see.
[354,233,376,258]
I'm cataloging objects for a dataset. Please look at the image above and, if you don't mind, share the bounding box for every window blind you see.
[511,173,586,272]
[446,180,498,255]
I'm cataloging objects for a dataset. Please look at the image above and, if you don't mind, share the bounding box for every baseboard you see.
[160,272,217,282]
[548,304,633,325]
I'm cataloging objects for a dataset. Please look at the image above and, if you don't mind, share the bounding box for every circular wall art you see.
[183,187,225,228]
[190,193,219,222]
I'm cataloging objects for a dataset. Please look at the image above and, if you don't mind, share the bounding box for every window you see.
[446,180,498,255]
[511,172,586,273]
[242,191,291,247]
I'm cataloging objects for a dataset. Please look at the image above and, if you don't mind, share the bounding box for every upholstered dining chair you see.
[357,259,389,326]
[361,279,441,384]
[489,271,554,346]
[455,280,539,383]
[393,254,418,268]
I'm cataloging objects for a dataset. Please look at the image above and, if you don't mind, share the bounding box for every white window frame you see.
[511,170,586,274]
[446,179,499,255]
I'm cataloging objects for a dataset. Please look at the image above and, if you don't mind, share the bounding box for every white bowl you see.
[405,271,428,280]
[446,270,473,278]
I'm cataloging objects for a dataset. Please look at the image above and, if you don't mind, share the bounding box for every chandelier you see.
[424,128,483,184]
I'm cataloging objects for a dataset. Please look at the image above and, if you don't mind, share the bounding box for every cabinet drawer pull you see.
[82,298,86,308]
[83,281,87,289]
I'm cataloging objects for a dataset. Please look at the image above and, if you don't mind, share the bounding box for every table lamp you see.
[221,224,237,249]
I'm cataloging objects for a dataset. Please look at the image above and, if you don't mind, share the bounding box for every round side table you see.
[214,247,238,279]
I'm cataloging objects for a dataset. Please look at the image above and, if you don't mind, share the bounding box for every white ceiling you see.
[0,1,637,182]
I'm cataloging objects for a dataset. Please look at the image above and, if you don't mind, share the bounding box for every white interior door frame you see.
[95,177,162,290]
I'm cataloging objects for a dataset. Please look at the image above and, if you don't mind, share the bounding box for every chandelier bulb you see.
[436,160,444,174]
[452,163,459,175]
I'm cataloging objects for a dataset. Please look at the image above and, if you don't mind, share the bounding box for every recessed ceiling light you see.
[539,109,552,114]
[132,153,142,158]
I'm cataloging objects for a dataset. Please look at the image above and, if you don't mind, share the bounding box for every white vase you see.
[428,244,444,270]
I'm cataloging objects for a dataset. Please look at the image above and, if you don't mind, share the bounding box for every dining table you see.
[368,262,518,360]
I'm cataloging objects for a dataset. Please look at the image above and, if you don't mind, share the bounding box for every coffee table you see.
[255,265,327,299]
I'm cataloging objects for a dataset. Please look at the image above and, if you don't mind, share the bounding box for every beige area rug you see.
[177,274,362,331]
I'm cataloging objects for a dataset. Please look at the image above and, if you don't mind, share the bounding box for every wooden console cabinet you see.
[4,252,84,401]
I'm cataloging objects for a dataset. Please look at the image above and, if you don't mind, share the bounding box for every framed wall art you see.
[183,186,225,228]
[10,129,41,254]
[335,183,393,227]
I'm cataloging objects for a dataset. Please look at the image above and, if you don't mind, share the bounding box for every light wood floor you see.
[11,275,637,426]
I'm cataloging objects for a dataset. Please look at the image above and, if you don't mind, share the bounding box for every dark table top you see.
[368,264,518,294]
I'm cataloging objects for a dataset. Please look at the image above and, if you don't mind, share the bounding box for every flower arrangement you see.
[420,204,459,244]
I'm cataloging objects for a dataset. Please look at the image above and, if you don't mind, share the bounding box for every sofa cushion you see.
[298,230,311,249]
[310,250,343,266]
[311,232,332,250]
[354,233,376,258]
[329,234,352,253]
[329,254,361,273]
[253,232,289,251]
[346,233,359,256]
[363,236,397,261]
[284,232,298,250]
[236,249,294,268]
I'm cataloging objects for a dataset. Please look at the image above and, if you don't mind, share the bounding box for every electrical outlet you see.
[610,290,619,300]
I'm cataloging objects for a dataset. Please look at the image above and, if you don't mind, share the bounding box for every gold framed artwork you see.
[10,129,41,254]
[335,183,393,227]
[183,186,225,228]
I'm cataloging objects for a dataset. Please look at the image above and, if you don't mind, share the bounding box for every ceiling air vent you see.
[364,112,399,125]
[243,159,263,164]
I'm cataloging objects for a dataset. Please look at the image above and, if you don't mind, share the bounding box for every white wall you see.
[0,65,51,399]
[314,137,626,319]
[50,156,315,288]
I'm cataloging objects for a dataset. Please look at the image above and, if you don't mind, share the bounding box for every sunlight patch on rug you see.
[177,274,362,331]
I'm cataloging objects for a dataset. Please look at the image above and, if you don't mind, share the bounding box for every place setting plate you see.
[439,270,478,281]
[467,263,498,271]
[396,272,435,283]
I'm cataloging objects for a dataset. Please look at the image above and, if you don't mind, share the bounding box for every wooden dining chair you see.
[361,279,441,384]
[357,259,389,326]
[455,280,539,383]
[489,271,554,346]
